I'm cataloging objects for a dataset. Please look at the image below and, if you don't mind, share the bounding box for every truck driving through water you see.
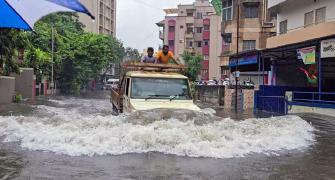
[111,62,200,113]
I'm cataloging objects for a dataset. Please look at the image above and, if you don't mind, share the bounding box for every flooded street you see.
[0,93,334,179]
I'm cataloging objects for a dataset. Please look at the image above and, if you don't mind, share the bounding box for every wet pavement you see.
[0,92,334,179]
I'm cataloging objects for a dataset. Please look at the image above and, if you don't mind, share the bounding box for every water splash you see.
[0,98,316,158]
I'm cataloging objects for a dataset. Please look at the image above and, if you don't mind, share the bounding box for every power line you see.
[128,0,163,13]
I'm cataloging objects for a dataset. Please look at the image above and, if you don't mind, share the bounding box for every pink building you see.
[157,0,223,81]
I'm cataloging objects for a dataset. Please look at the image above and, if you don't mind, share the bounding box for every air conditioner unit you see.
[179,39,184,43]
[263,21,275,28]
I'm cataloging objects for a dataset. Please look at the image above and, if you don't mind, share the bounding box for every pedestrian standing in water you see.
[141,47,157,63]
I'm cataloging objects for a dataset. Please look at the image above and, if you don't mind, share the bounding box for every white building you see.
[267,0,335,48]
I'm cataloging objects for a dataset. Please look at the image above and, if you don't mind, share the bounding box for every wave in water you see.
[0,99,316,158]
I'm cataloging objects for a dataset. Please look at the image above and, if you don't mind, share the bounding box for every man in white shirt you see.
[141,47,156,63]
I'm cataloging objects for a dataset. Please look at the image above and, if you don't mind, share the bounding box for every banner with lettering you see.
[297,46,316,65]
[321,39,335,58]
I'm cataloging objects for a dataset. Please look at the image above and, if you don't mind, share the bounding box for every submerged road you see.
[0,93,334,179]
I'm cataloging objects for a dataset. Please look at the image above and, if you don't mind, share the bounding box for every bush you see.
[13,93,22,103]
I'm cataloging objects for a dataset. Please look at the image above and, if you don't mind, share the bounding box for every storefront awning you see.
[229,50,271,72]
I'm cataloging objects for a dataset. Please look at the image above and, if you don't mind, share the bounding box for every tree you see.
[182,51,202,81]
[211,0,222,15]
[23,12,125,94]
[0,29,29,76]
[0,12,125,94]
[124,47,140,62]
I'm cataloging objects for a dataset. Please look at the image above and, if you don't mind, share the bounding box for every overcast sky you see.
[116,0,194,52]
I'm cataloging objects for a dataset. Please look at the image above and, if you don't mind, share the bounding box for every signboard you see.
[297,46,316,65]
[321,39,335,58]
[229,55,258,67]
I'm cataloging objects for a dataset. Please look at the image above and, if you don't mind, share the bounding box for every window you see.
[168,40,174,46]
[197,41,202,47]
[244,5,258,18]
[131,78,191,100]
[222,0,233,21]
[222,33,232,43]
[304,11,314,27]
[186,23,193,33]
[187,10,193,17]
[196,12,202,19]
[196,27,202,33]
[316,7,326,24]
[279,20,287,34]
[204,55,209,60]
[168,26,175,32]
[204,25,210,31]
[204,40,209,46]
[243,40,256,51]
[187,40,193,48]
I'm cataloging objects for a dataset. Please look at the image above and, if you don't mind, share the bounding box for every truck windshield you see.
[131,78,192,100]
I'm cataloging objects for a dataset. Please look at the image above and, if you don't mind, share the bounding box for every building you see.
[253,0,335,115]
[221,0,276,83]
[78,0,116,36]
[157,0,222,80]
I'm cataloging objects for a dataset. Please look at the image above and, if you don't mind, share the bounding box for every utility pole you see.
[51,26,54,95]
[235,2,240,112]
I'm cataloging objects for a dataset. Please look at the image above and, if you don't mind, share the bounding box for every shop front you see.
[254,36,335,115]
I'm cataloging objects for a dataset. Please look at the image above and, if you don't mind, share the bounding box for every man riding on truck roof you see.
[156,45,180,65]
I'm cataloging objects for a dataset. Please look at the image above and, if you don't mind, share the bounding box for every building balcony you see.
[186,17,194,24]
[185,32,194,39]
[268,0,287,9]
[241,0,262,5]
[185,47,195,53]
[267,20,335,49]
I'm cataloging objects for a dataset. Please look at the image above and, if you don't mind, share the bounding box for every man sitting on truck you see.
[141,47,157,63]
[156,45,180,65]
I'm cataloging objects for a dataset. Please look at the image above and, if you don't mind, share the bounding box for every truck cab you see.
[111,63,200,113]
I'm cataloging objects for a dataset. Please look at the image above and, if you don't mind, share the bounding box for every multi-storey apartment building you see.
[78,0,116,36]
[157,0,222,80]
[221,0,275,81]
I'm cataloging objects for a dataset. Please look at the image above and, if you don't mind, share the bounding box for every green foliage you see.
[211,0,222,15]
[182,51,202,81]
[0,29,29,75]
[13,93,22,103]
[24,13,125,94]
[124,47,140,62]
[189,81,197,99]
[1,12,127,94]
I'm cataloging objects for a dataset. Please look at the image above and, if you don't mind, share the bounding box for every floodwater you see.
[0,92,334,179]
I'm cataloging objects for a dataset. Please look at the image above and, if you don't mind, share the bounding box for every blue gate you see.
[255,86,316,114]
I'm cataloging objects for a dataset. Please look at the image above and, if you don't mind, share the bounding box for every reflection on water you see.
[0,94,334,179]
